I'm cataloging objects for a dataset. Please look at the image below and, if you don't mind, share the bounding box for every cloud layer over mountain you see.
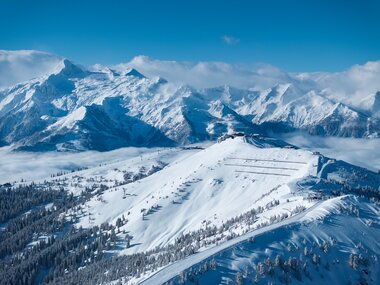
[111,55,380,111]
[0,50,64,89]
[0,50,379,151]
[109,55,294,90]
[1,50,379,113]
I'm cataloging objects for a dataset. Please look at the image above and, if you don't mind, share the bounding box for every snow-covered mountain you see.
[150,196,380,285]
[2,135,378,284]
[72,137,379,284]
[1,51,380,285]
[0,50,379,151]
[202,84,375,137]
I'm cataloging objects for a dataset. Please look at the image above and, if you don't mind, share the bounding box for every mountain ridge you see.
[0,51,379,151]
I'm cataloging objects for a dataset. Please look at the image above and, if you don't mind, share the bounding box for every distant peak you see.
[275,83,292,93]
[152,76,168,84]
[124,68,145,78]
[372,91,380,115]
[105,68,120,77]
[53,59,87,78]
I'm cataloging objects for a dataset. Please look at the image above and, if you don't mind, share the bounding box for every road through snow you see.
[139,201,322,285]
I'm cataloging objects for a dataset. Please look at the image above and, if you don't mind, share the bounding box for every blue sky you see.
[1,0,379,71]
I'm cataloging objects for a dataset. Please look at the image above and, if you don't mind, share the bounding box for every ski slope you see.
[69,136,320,254]
[156,196,380,285]
[138,201,324,285]
[2,134,379,285]
[34,135,378,259]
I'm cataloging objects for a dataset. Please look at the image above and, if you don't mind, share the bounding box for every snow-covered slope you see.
[139,201,325,285]
[25,136,379,257]
[158,195,380,285]
[71,137,318,253]
[3,135,379,285]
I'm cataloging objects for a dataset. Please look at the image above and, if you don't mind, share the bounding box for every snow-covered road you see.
[139,201,322,285]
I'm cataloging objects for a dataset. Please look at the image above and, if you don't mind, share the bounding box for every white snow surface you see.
[71,137,318,253]
[140,195,380,285]
[137,200,325,285]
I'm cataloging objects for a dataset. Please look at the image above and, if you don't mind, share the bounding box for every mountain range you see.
[0,50,379,151]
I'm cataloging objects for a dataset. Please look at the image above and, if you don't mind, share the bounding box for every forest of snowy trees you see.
[0,180,300,285]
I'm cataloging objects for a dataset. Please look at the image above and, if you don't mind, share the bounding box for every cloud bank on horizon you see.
[1,50,379,112]
[116,55,380,111]
[279,132,380,172]
[114,55,292,90]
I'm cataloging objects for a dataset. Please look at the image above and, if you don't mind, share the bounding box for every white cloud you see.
[113,55,292,90]
[104,57,380,111]
[222,35,240,45]
[296,61,380,110]
[0,50,63,89]
[279,131,380,172]
[0,146,153,184]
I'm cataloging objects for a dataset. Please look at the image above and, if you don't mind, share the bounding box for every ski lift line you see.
[235,170,291,177]
[227,157,307,165]
[224,163,299,171]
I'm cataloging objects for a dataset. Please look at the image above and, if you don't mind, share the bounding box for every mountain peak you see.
[124,68,145,78]
[53,59,87,79]
[372,91,380,116]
